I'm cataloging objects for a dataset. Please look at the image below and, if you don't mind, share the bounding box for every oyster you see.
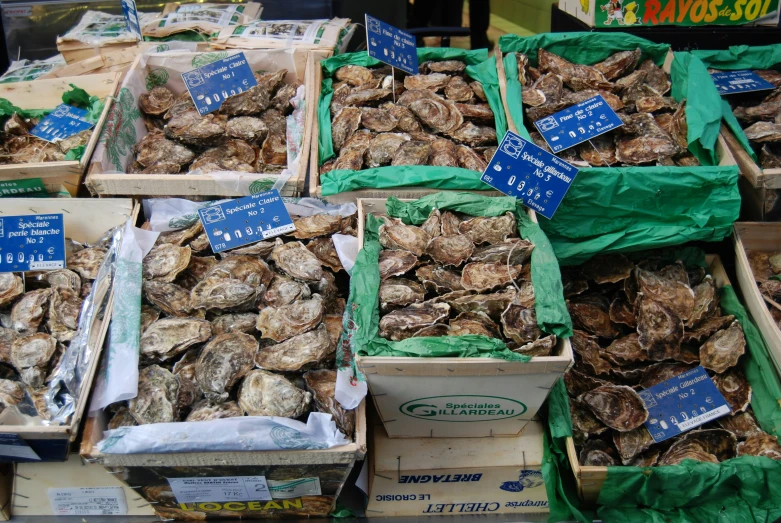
[304,369,354,437]
[140,306,160,333]
[580,385,649,432]
[42,269,81,293]
[441,211,463,236]
[255,323,332,372]
[360,107,398,132]
[470,239,534,265]
[501,302,541,344]
[636,267,695,321]
[571,330,611,376]
[143,281,192,317]
[165,110,226,147]
[450,288,516,321]
[379,218,430,256]
[449,122,496,146]
[687,275,717,328]
[658,438,719,466]
[636,297,683,361]
[579,439,619,466]
[219,83,271,116]
[211,312,258,335]
[561,269,589,298]
[744,122,781,143]
[616,113,679,164]
[379,303,450,341]
[186,400,243,422]
[306,238,343,272]
[260,133,287,165]
[11,333,56,388]
[568,294,620,339]
[139,318,212,363]
[142,244,191,283]
[48,289,83,341]
[107,407,137,430]
[415,265,464,293]
[613,426,654,464]
[699,321,745,373]
[66,247,106,280]
[718,411,762,439]
[461,262,523,292]
[11,289,51,333]
[513,335,557,357]
[405,73,449,91]
[420,209,442,238]
[226,116,268,143]
[172,349,200,411]
[408,97,463,134]
[538,49,612,91]
[271,242,324,282]
[128,365,179,424]
[603,333,648,365]
[331,107,362,152]
[571,399,609,438]
[380,278,425,312]
[737,432,781,460]
[392,140,431,166]
[683,315,735,344]
[256,295,324,342]
[582,254,633,284]
[195,333,257,403]
[366,133,410,167]
[564,368,609,397]
[139,86,175,116]
[190,140,256,173]
[238,370,311,418]
[292,214,343,239]
[609,296,636,328]
[156,221,204,247]
[712,368,752,413]
[447,311,500,338]
[595,49,641,81]
[458,213,516,245]
[426,234,474,266]
[0,328,16,364]
[263,274,312,307]
[0,274,23,307]
[335,65,376,86]
[429,138,458,167]
[456,145,488,171]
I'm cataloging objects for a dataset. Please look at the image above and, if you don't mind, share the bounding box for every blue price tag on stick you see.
[481,131,579,220]
[638,366,732,443]
[534,94,623,153]
[182,52,258,116]
[30,104,94,143]
[365,14,418,75]
[711,70,776,95]
[0,214,66,272]
[198,190,296,253]
[121,0,142,38]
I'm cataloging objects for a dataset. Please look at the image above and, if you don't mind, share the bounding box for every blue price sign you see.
[0,214,66,272]
[711,70,776,95]
[30,104,94,144]
[182,52,258,116]
[121,0,142,38]
[481,131,579,220]
[0,434,40,462]
[197,189,295,253]
[534,94,623,153]
[365,14,418,76]
[638,366,731,443]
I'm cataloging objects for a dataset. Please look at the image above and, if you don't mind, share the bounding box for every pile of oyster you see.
[746,250,781,329]
[375,209,555,356]
[0,113,92,165]
[515,49,697,167]
[565,251,781,467]
[321,59,498,175]
[720,69,781,170]
[0,240,108,420]
[129,69,297,175]
[105,212,355,439]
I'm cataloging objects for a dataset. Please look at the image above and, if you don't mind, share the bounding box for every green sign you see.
[592,0,779,26]
[0,178,48,198]
[399,395,528,422]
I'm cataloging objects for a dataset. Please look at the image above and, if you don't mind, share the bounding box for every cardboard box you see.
[367,420,549,517]
[12,455,155,516]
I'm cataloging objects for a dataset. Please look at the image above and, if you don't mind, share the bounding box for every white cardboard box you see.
[366,420,549,517]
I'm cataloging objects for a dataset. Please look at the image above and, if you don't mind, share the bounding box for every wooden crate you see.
[356,198,574,438]
[734,222,781,374]
[85,49,316,198]
[59,43,140,66]
[0,73,121,197]
[0,198,135,461]
[722,127,781,220]
[566,254,735,504]
[308,54,503,204]
[79,402,367,520]
[12,455,155,516]
[38,47,143,83]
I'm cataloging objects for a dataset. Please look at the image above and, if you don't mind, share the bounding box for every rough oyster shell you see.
[260,133,287,165]
[450,288,517,321]
[255,323,332,373]
[718,411,762,439]
[564,367,609,397]
[449,122,497,146]
[331,107,362,152]
[391,140,431,166]
[262,274,312,307]
[737,432,781,460]
[640,362,695,389]
[571,330,611,376]
[42,269,81,293]
[687,275,718,328]
[603,333,648,366]
[579,439,619,466]
[211,312,258,335]
[712,367,752,414]
[256,295,324,342]
[683,314,735,344]
[699,320,745,374]
[456,145,488,171]
[379,303,450,341]
[744,122,781,143]
[637,297,683,361]
[238,369,311,417]
[11,333,56,388]
[221,239,276,259]
[66,247,106,280]
[143,281,192,317]
[0,274,23,308]
[11,289,51,334]
[461,262,523,292]
[595,49,641,81]
[380,278,425,312]
[661,429,737,465]
[129,364,179,424]
[538,49,612,92]
[512,335,557,357]
[165,109,226,147]
[408,97,463,134]
[335,65,376,86]
[226,116,268,143]
[139,86,175,116]
[379,218,431,256]
[379,250,418,283]
[195,332,257,404]
[190,140,257,173]
[570,398,609,438]
[219,83,271,116]
[568,294,620,339]
[609,296,636,328]
[292,214,343,239]
[0,328,16,364]
[414,265,463,293]
[501,302,541,344]
[142,244,191,283]
[107,406,138,430]
[426,234,474,267]
[366,133,410,168]
[636,267,695,321]
[469,239,534,265]
[155,221,203,247]
[139,317,212,363]
[140,305,160,334]
[428,138,458,167]
[47,289,83,342]
[271,242,324,282]
[458,213,516,245]
[613,426,654,464]
[580,384,649,432]
[449,311,502,338]
[306,238,343,273]
[185,400,243,422]
[173,349,201,411]
[582,254,633,284]
[360,107,398,132]
[304,369,354,437]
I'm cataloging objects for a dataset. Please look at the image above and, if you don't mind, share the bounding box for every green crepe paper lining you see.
[342,191,571,363]
[690,44,781,163]
[498,32,723,166]
[542,248,781,523]
[317,48,510,196]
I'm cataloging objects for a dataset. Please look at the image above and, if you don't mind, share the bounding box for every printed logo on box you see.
[399,395,527,422]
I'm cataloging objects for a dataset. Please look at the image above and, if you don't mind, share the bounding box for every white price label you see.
[48,487,127,516]
[168,476,272,504]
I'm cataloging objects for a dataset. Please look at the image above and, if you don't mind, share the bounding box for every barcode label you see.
[48,487,127,516]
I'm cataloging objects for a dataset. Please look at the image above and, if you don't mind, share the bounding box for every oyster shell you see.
[658,439,719,466]
[335,65,376,86]
[142,244,191,283]
[420,209,442,238]
[128,364,179,424]
[0,328,16,364]
[744,122,781,143]
[446,310,500,338]
[636,267,695,321]
[185,400,243,422]
[48,289,83,342]
[140,306,160,334]
[379,218,431,256]
[155,221,203,247]
[603,333,648,366]
[426,234,474,267]
[11,289,51,333]
[190,140,256,173]
[173,349,201,411]
[613,426,654,464]
[636,297,683,361]
[107,406,137,430]
[392,140,431,166]
[405,73,450,91]
[140,317,212,363]
[461,262,523,292]
[165,110,226,147]
[640,362,695,388]
[0,274,23,308]
[219,83,271,116]
[11,333,56,388]
[415,265,464,293]
[616,113,679,164]
[360,107,398,132]
[143,281,192,317]
[512,335,557,357]
[66,247,106,280]
[226,116,268,143]
[306,238,343,272]
[255,323,332,372]
[564,367,609,397]
[699,321,745,373]
[139,86,175,116]
[458,213,516,245]
[366,133,410,168]
[561,269,589,298]
[380,278,425,312]
[379,303,450,341]
[609,296,636,328]
[582,254,633,284]
[631,449,661,467]
[263,274,312,307]
[687,275,717,328]
[683,314,735,343]
[449,122,497,146]
[571,329,611,376]
[195,332,258,403]
[344,88,392,106]
[331,107,362,152]
[257,295,324,342]
[304,369,354,437]
[568,294,620,339]
[712,368,752,413]
[238,370,311,417]
[737,432,781,460]
[579,439,619,466]
[42,269,81,293]
[501,302,541,344]
[408,97,463,134]
[571,398,609,438]
[292,214,343,239]
[470,239,534,265]
[456,145,488,171]
[271,242,324,282]
[718,411,762,439]
[580,384,649,432]
[429,138,458,167]
[260,133,287,165]
[211,312,258,335]
[450,288,516,321]
[538,49,612,91]
[595,49,641,81]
